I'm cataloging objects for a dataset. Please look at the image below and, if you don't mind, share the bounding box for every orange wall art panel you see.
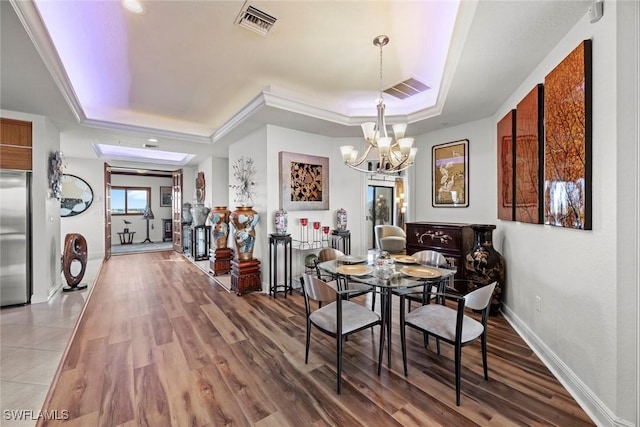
[543,40,592,230]
[515,84,544,224]
[497,110,515,220]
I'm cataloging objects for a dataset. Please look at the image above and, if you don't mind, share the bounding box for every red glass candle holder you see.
[322,226,330,234]
[313,221,321,230]
[300,218,308,226]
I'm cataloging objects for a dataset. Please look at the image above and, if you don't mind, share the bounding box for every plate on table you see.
[393,255,418,264]
[336,265,373,276]
[400,266,442,279]
[337,255,367,264]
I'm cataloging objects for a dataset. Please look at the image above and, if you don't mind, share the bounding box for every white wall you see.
[60,157,105,260]
[1,109,62,303]
[407,5,638,425]
[195,156,229,209]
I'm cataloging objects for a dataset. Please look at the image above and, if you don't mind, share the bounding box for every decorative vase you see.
[274,209,288,235]
[208,206,231,249]
[336,208,347,231]
[182,202,193,224]
[230,206,260,260]
[191,203,210,226]
[463,224,505,313]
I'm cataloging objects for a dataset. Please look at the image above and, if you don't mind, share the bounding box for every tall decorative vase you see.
[274,209,288,235]
[230,206,260,260]
[336,208,347,231]
[463,224,505,313]
[208,206,231,249]
[191,203,210,226]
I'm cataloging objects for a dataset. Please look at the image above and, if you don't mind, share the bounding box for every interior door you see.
[172,169,183,252]
[104,162,112,260]
[367,185,394,249]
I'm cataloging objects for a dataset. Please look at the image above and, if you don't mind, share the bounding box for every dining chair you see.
[300,274,383,394]
[399,281,497,405]
[398,250,450,310]
[315,247,376,310]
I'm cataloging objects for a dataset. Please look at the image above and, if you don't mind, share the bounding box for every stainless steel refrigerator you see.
[0,170,32,306]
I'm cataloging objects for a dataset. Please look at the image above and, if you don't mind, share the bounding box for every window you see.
[111,186,150,215]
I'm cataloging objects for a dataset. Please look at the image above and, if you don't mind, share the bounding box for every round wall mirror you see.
[60,174,94,217]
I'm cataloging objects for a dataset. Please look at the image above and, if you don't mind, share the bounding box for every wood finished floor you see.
[39,251,594,426]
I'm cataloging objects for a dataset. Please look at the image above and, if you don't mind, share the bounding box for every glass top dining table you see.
[316,258,457,369]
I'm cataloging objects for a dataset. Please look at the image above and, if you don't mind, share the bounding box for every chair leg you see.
[454,342,462,406]
[401,319,408,376]
[481,333,488,380]
[377,324,384,376]
[305,320,311,364]
[371,291,376,312]
[337,335,344,394]
[436,337,441,355]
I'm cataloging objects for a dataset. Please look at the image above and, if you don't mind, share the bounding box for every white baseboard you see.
[500,304,634,427]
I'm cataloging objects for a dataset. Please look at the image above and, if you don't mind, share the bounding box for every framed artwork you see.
[515,84,544,224]
[432,139,469,207]
[159,186,172,207]
[279,151,329,211]
[497,110,515,220]
[543,39,592,230]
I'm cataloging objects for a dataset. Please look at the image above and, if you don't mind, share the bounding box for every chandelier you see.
[340,35,417,174]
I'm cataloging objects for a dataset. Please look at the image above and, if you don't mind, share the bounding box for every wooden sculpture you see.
[62,233,88,292]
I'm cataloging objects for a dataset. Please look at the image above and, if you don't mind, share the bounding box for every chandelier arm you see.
[347,144,373,167]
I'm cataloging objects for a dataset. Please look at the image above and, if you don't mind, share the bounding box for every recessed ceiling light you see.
[147,138,158,143]
[122,0,145,14]
[93,144,194,165]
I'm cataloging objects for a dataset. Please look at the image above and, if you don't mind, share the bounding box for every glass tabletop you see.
[317,259,456,289]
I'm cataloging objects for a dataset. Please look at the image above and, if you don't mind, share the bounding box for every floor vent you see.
[383,77,430,99]
[235,3,277,36]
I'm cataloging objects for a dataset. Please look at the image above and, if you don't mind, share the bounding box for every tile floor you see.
[0,259,102,427]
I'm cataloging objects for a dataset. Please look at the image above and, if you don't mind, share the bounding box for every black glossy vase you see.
[463,224,505,313]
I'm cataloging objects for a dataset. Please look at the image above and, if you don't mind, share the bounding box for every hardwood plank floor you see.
[39,251,594,426]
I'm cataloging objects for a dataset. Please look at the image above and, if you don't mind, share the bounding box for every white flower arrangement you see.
[229,156,256,206]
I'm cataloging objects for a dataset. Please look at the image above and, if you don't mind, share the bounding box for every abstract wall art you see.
[543,39,592,230]
[279,152,329,211]
[497,110,515,220]
[515,84,544,224]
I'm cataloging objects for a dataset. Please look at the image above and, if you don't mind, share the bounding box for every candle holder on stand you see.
[299,218,309,248]
[322,226,330,246]
[312,222,321,246]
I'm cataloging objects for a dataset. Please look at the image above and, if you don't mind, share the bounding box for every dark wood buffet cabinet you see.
[405,222,474,280]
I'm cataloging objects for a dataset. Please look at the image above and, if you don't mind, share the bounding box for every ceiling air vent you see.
[383,77,431,100]
[235,2,277,36]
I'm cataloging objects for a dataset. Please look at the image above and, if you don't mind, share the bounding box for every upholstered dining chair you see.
[374,225,406,253]
[300,274,383,394]
[315,247,376,310]
[403,250,450,310]
[399,281,497,405]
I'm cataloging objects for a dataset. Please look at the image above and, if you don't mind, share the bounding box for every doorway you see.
[104,166,182,257]
[366,185,394,249]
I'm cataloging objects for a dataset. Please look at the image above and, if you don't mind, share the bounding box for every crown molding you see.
[10,0,86,125]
